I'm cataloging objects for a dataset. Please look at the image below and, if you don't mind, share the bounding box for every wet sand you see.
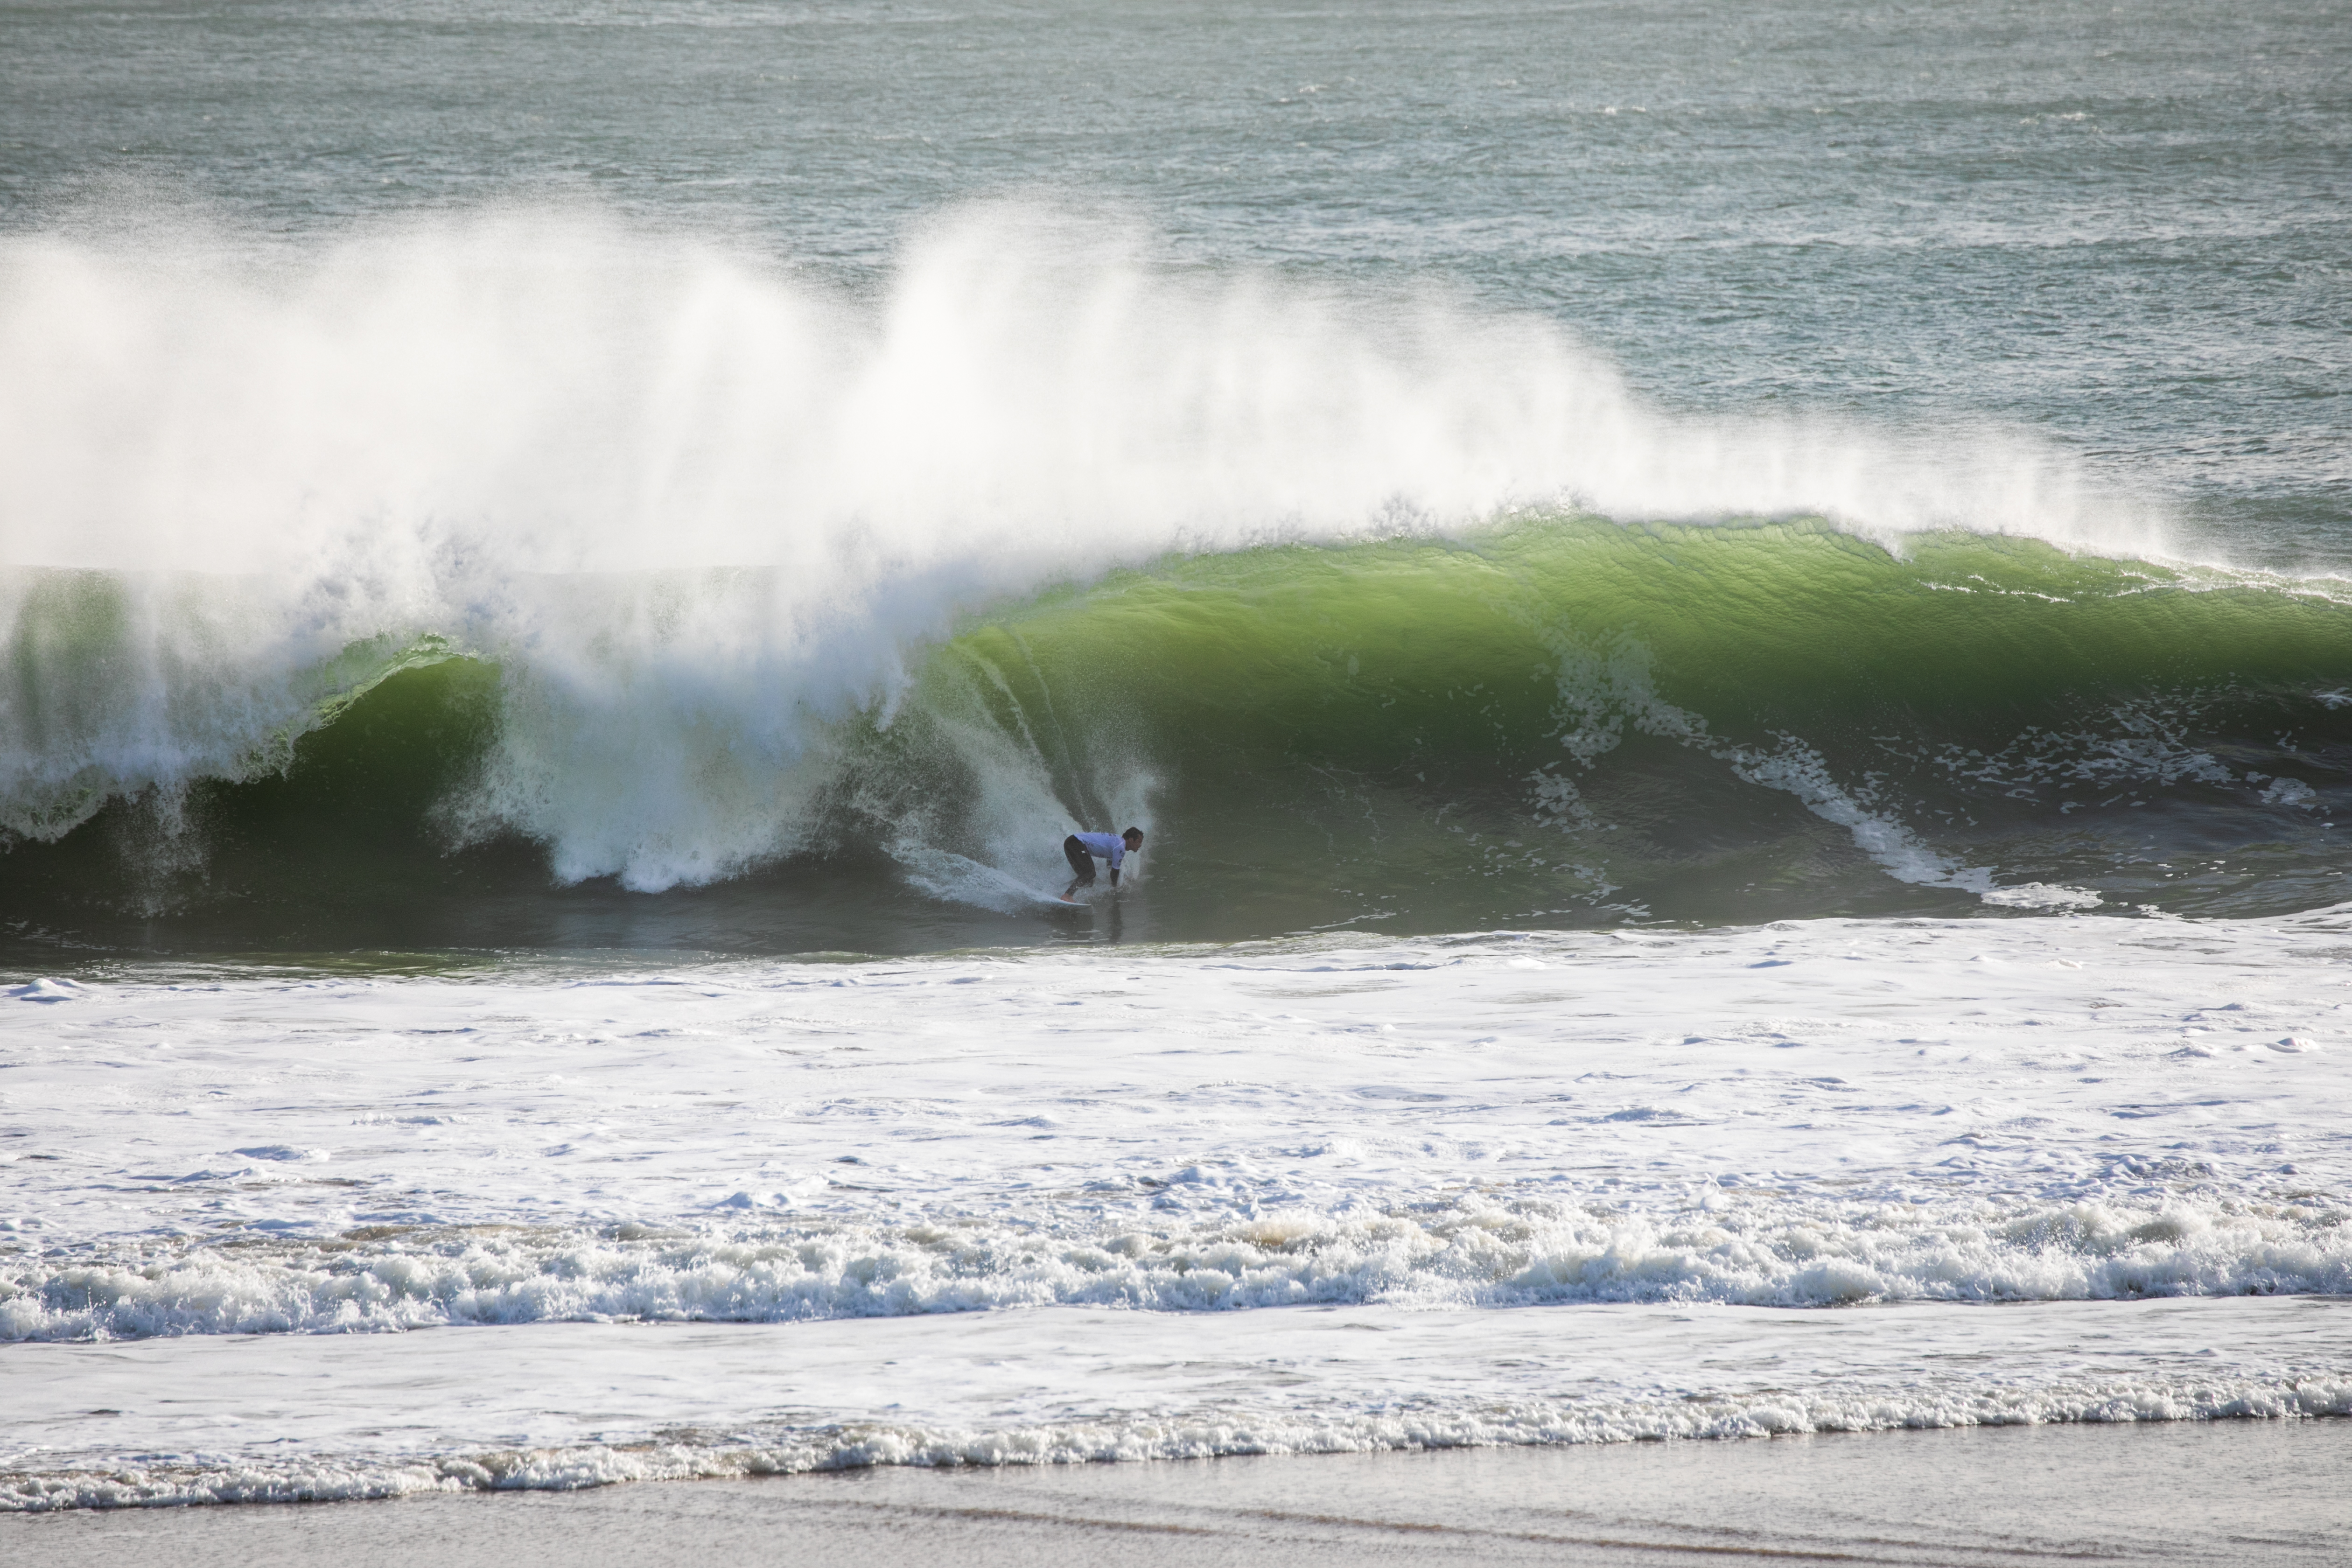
[13,1417,2349,1567]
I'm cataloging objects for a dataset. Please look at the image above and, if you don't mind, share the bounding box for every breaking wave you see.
[9,1193,2351,1342]
[5,201,2350,946]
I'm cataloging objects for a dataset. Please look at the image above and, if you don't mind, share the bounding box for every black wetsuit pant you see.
[1063,835,1097,886]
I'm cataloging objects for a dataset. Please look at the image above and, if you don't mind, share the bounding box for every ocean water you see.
[4,0,2351,1519]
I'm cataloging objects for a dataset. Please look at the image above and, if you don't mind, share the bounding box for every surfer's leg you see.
[1062,835,1095,896]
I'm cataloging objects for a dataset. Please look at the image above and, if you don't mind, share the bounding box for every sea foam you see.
[5,1194,2347,1342]
[6,1298,2347,1511]
[5,914,2348,1340]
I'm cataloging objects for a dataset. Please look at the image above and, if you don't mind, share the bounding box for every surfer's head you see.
[1122,827,1145,850]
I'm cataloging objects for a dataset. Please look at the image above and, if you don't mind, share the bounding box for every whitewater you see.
[7,912,2352,1508]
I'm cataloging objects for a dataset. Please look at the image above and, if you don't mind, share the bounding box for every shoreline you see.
[7,1297,2350,1511]
[12,1417,2350,1566]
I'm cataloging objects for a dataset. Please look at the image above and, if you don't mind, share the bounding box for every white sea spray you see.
[0,203,2167,886]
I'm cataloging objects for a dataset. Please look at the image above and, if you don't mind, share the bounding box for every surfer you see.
[1063,827,1144,899]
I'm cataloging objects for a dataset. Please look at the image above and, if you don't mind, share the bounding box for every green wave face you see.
[8,516,2352,956]
[882,518,2352,937]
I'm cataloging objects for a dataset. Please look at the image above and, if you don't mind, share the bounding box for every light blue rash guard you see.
[1073,831,1127,870]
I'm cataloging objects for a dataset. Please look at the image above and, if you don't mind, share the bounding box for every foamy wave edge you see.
[8,1374,2349,1512]
[9,1196,2351,1341]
